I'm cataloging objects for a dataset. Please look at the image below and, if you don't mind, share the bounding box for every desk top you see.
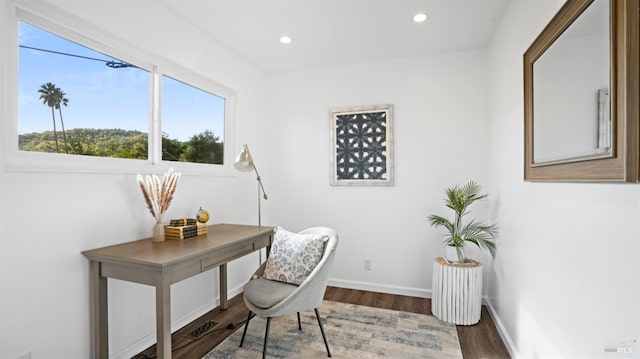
[82,223,275,267]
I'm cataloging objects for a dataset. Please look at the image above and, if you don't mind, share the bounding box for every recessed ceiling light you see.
[413,12,428,23]
[279,36,292,44]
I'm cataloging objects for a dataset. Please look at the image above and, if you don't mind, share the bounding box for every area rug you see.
[203,300,462,359]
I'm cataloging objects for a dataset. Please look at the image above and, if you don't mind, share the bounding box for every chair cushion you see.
[263,227,327,285]
[243,278,298,309]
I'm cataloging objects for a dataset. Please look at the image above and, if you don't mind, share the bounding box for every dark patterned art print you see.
[335,112,387,179]
[330,105,393,186]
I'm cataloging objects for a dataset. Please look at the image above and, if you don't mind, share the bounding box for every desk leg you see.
[156,277,171,359]
[89,261,108,359]
[219,263,228,310]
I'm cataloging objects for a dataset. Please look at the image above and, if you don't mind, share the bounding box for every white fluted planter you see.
[431,257,482,325]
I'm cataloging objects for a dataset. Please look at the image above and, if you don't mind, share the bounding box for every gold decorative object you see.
[137,168,181,242]
[196,207,210,223]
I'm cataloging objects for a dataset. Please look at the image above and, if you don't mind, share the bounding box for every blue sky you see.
[18,21,224,142]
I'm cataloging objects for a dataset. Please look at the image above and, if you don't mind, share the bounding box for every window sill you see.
[4,150,236,177]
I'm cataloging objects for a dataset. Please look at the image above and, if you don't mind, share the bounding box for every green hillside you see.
[18,128,223,164]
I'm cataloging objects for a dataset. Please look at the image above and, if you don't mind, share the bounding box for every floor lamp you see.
[234,144,268,264]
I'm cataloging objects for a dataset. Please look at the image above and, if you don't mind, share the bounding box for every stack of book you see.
[196,222,207,235]
[170,218,197,227]
[165,218,207,240]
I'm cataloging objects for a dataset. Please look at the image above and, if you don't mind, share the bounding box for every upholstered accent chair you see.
[239,227,339,358]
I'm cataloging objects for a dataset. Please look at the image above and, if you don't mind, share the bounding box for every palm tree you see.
[38,82,60,152]
[53,87,69,153]
[428,180,498,263]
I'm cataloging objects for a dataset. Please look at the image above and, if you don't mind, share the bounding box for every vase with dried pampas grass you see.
[137,168,181,242]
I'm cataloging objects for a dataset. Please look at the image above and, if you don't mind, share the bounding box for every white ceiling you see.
[39,0,513,73]
[159,0,512,73]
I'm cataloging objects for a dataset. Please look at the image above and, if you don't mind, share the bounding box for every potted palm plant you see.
[428,180,497,264]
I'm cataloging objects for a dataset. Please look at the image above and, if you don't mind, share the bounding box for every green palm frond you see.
[427,214,452,229]
[461,219,497,257]
[428,180,498,258]
[462,219,498,239]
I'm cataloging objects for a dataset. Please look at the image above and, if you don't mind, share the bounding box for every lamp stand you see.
[254,167,268,264]
[234,144,269,266]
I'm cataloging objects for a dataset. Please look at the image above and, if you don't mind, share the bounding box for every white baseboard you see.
[327,278,431,298]
[110,283,246,359]
[484,298,520,359]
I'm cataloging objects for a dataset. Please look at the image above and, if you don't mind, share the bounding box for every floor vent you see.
[183,320,221,340]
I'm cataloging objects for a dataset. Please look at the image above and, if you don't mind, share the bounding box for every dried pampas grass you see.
[137,168,181,222]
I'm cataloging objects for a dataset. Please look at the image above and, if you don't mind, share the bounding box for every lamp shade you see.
[234,144,255,172]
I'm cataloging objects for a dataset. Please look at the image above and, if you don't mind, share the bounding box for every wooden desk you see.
[82,223,275,359]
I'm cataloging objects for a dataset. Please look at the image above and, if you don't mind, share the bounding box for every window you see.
[19,22,150,159]
[162,76,225,165]
[13,16,231,172]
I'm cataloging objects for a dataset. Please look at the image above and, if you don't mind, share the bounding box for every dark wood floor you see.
[133,287,511,359]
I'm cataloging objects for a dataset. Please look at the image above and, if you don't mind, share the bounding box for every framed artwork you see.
[330,104,394,186]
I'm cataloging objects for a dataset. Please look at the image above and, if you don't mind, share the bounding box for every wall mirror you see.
[524,0,639,182]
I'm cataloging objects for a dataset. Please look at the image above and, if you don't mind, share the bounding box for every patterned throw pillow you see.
[263,227,327,285]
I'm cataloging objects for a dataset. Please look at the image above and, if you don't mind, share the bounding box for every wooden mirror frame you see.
[524,0,639,182]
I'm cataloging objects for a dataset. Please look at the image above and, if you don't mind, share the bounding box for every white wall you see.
[267,51,493,297]
[487,0,640,358]
[0,1,271,358]
[3,0,639,358]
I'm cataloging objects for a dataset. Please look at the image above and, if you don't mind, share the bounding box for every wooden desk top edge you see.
[82,223,275,267]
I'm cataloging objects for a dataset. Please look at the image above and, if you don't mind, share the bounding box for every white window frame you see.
[3,2,237,176]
